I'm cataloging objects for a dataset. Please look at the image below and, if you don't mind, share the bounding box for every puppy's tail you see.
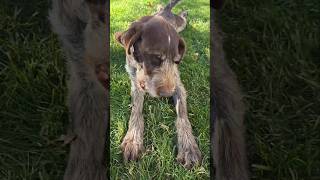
[212,23,249,180]
[163,0,182,12]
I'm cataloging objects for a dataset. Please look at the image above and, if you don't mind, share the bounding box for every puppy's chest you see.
[125,56,138,79]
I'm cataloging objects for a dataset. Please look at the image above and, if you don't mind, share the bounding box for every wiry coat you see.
[49,0,108,179]
[115,0,202,169]
[211,6,249,180]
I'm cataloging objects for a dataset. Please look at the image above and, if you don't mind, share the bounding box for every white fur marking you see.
[176,98,180,117]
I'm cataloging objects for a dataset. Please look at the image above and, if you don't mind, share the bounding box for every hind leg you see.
[175,10,188,33]
[179,10,188,19]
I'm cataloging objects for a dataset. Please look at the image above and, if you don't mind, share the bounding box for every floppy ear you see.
[114,22,143,55]
[174,37,186,64]
[115,31,124,47]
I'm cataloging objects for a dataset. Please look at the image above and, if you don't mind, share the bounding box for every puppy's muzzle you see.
[157,85,176,97]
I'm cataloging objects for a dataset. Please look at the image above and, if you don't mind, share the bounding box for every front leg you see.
[174,81,202,169]
[121,82,145,161]
[65,62,107,180]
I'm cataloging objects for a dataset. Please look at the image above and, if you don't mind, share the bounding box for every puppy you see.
[49,0,108,179]
[115,0,202,169]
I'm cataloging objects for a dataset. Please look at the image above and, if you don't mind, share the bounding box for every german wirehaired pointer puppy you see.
[115,0,201,169]
[49,0,108,179]
[212,0,249,179]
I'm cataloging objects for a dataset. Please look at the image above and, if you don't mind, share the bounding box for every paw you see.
[156,4,164,13]
[177,143,202,169]
[121,134,144,162]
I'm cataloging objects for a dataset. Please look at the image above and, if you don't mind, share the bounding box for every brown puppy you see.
[115,0,202,169]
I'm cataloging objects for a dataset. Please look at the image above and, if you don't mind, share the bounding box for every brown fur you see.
[211,2,249,179]
[116,15,186,97]
[49,0,108,179]
[155,0,188,33]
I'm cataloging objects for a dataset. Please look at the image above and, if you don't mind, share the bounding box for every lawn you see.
[217,0,320,179]
[0,0,68,179]
[110,0,210,179]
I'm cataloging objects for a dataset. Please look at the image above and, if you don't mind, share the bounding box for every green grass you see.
[110,0,210,179]
[0,1,68,179]
[218,0,320,179]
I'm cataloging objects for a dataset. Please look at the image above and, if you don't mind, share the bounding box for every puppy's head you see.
[115,16,186,97]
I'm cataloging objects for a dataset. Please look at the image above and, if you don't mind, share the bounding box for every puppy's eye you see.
[155,55,163,62]
[152,55,162,67]
[133,52,142,62]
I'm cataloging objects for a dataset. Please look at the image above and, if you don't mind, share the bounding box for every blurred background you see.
[218,0,320,179]
[0,0,68,179]
[0,0,319,179]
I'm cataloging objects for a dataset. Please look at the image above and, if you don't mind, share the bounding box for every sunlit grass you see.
[110,0,210,179]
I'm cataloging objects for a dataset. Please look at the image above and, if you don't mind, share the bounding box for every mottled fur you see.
[211,5,249,180]
[116,0,201,169]
[49,0,108,179]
